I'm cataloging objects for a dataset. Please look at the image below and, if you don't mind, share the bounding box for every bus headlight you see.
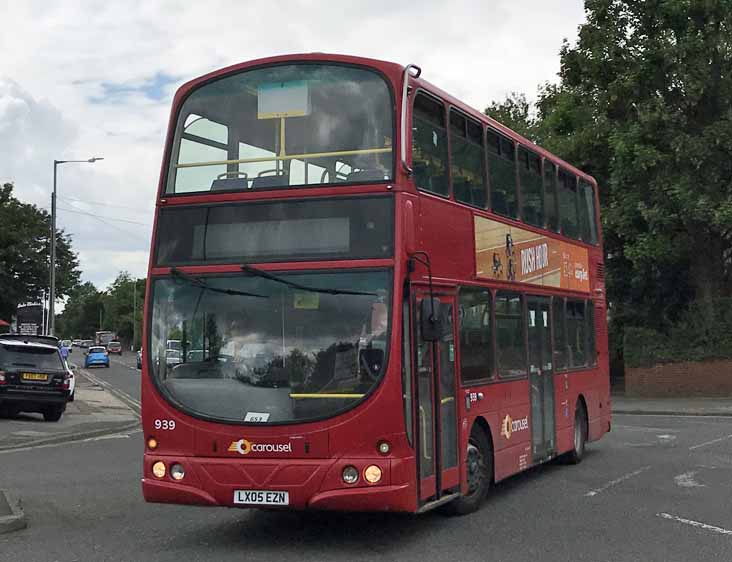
[342,465,359,484]
[170,463,185,481]
[364,465,382,484]
[152,461,166,478]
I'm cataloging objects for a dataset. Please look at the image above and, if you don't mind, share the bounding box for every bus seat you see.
[346,169,388,182]
[251,174,289,188]
[491,191,508,215]
[453,179,471,203]
[210,177,248,191]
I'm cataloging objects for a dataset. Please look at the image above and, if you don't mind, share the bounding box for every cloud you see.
[0,0,586,293]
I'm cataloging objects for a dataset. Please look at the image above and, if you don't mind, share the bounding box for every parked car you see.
[106,341,122,355]
[80,340,94,349]
[64,359,76,402]
[136,348,143,369]
[0,338,69,421]
[1,334,59,346]
[84,346,110,368]
[72,339,82,347]
[165,349,182,368]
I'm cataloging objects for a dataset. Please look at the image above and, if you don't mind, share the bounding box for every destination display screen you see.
[154,196,393,266]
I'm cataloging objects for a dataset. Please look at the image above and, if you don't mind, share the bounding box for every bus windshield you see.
[149,270,392,424]
[166,64,394,194]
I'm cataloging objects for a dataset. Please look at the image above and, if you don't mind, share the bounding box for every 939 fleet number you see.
[154,419,176,430]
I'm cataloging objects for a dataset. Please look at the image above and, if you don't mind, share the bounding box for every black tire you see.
[563,401,588,464]
[105,363,110,368]
[441,426,493,516]
[43,405,65,422]
[68,390,75,402]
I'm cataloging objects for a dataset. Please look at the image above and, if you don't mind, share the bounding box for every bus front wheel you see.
[441,426,492,516]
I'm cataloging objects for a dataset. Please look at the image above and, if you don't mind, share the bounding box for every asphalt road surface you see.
[1,355,731,561]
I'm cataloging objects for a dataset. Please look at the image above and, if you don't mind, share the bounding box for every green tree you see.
[484,92,539,140]
[487,0,732,358]
[0,182,80,322]
[57,282,103,340]
[102,272,146,349]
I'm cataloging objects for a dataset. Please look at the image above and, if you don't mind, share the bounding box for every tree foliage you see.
[0,182,80,322]
[486,0,732,363]
[56,272,145,348]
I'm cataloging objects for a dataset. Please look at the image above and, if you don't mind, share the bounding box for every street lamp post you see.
[48,157,103,336]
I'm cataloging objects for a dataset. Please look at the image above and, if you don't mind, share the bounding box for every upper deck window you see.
[412,93,449,197]
[558,168,580,240]
[450,111,486,208]
[518,147,543,227]
[487,130,517,218]
[166,64,394,194]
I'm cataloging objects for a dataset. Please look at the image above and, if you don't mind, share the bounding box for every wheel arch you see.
[472,415,495,483]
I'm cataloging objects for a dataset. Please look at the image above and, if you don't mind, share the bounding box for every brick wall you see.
[625,359,732,397]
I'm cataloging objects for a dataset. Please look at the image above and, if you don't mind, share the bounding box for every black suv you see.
[0,339,70,421]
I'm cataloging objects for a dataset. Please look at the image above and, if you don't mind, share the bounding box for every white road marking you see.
[585,466,652,497]
[615,413,732,420]
[80,369,141,411]
[83,432,132,442]
[674,471,705,488]
[657,513,732,536]
[689,434,732,451]
[615,425,679,433]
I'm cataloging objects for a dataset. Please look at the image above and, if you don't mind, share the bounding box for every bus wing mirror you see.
[420,298,442,342]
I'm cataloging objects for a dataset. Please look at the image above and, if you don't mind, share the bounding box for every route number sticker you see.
[244,412,270,422]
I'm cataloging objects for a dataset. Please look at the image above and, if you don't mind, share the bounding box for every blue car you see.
[85,346,110,368]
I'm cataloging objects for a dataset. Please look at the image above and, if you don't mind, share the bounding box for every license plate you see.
[233,490,289,506]
[21,373,48,381]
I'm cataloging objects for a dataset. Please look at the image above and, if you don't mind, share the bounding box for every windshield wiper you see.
[170,268,268,298]
[241,264,377,296]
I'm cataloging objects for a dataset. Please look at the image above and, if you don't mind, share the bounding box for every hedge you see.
[624,298,732,368]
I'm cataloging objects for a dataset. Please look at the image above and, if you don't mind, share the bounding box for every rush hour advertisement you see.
[474,216,590,292]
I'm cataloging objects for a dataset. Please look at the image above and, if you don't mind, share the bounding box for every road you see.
[1,354,731,561]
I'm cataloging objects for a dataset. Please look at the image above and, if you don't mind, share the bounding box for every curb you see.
[78,369,141,416]
[0,489,27,534]
[613,409,732,417]
[0,420,141,453]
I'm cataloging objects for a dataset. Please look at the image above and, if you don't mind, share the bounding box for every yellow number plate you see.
[21,373,48,381]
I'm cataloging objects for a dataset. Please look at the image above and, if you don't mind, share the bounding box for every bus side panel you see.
[554,370,609,455]
[466,378,531,483]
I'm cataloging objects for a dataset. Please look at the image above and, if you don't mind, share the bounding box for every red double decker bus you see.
[141,53,610,514]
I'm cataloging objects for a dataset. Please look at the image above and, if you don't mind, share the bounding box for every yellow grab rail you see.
[289,393,365,399]
[175,147,391,170]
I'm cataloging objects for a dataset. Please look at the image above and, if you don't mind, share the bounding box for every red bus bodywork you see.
[141,53,610,513]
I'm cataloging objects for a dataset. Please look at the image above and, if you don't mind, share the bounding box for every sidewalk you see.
[612,393,732,416]
[0,373,139,451]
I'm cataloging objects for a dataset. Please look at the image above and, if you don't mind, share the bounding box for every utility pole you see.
[132,280,137,351]
[48,157,103,336]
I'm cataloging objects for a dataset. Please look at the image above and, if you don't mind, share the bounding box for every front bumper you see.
[141,454,416,512]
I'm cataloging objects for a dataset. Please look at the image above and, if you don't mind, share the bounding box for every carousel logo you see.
[500,414,529,440]
[228,438,292,455]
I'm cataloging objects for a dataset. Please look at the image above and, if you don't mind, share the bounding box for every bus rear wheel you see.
[441,427,492,516]
[562,402,587,464]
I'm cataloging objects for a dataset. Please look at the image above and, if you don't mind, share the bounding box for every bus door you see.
[415,293,460,504]
[527,296,555,460]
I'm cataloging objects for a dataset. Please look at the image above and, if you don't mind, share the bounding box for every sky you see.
[0,0,586,295]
